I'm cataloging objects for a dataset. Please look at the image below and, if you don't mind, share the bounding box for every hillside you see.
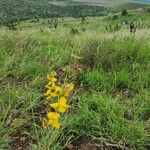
[0,9,150,149]
[0,0,106,26]
[0,0,150,26]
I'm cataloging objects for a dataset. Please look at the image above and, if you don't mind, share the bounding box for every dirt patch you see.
[63,63,89,81]
[66,142,100,150]
[65,140,129,150]
[121,90,135,99]
[10,131,31,150]
[116,84,135,99]
[9,100,49,150]
[142,112,150,121]
[124,108,134,121]
[0,74,23,86]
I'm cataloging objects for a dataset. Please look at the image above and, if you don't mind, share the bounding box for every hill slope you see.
[0,0,106,26]
[0,0,149,26]
[0,11,150,149]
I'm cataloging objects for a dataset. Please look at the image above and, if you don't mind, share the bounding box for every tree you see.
[121,9,128,16]
[53,17,58,29]
[80,11,87,23]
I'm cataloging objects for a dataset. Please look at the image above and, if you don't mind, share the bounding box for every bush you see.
[112,15,119,20]
[145,8,150,13]
[70,27,79,35]
[121,9,128,16]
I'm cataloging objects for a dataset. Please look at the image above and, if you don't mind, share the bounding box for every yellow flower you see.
[43,71,74,129]
[47,71,57,82]
[47,76,57,82]
[47,112,60,120]
[48,119,61,129]
[50,97,71,113]
[44,85,62,98]
[50,71,57,77]
[62,83,74,98]
[66,83,74,92]
[50,77,57,82]
[63,91,70,98]
[47,112,61,128]
[45,82,56,89]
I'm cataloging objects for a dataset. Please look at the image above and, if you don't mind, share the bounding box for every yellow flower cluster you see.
[42,71,74,129]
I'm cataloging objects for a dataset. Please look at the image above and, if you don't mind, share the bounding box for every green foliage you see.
[83,70,109,91]
[146,7,150,12]
[70,27,79,35]
[112,15,119,20]
[65,93,149,149]
[0,0,106,26]
[0,12,150,149]
[121,9,128,16]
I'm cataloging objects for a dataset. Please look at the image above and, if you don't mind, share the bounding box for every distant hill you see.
[0,0,149,26]
[117,2,150,10]
[135,0,150,4]
[0,0,106,26]
[49,0,150,5]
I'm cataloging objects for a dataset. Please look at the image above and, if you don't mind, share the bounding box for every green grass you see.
[0,11,150,150]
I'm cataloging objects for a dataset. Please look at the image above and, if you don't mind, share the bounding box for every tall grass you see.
[0,21,150,149]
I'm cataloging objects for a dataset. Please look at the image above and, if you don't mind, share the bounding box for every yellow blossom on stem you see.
[45,82,55,89]
[47,112,62,128]
[50,97,71,113]
[44,85,62,98]
[47,71,57,82]
[42,71,74,129]
[50,71,57,77]
[47,112,60,120]
[62,83,74,98]
[50,77,57,82]
[48,119,61,129]
[66,83,74,92]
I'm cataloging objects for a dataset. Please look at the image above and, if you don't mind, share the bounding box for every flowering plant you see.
[42,71,74,129]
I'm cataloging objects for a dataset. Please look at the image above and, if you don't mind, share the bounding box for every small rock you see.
[66,143,74,149]
[20,137,26,142]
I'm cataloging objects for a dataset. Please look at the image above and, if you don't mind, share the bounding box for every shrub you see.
[121,9,128,16]
[70,27,79,35]
[112,15,119,20]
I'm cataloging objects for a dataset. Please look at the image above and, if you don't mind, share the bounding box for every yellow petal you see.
[59,97,67,103]
[58,104,71,113]
[50,93,57,98]
[66,104,71,109]
[58,107,66,113]
[66,83,74,92]
[48,120,61,129]
[47,71,57,78]
[61,83,74,98]
[44,89,52,98]
[49,77,57,82]
[62,91,70,98]
[47,82,56,87]
[45,85,50,89]
[50,103,59,109]
[50,71,57,77]
[55,86,62,92]
[55,86,63,96]
[44,91,50,97]
[47,112,60,120]
[57,97,71,113]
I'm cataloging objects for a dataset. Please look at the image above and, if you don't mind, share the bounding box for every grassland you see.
[0,9,150,150]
